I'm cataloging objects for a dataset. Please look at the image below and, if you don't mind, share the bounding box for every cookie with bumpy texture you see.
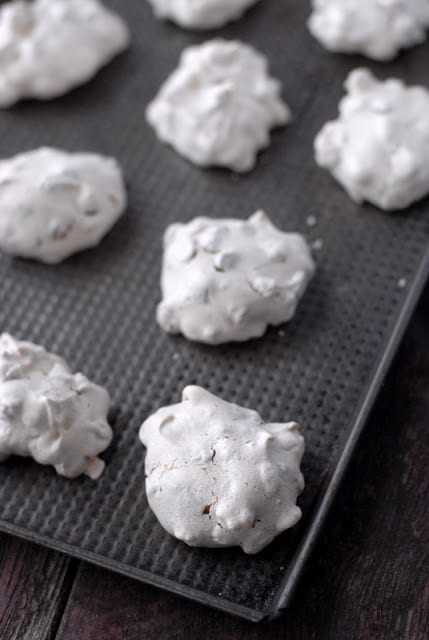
[157,210,315,345]
[0,334,112,479]
[146,39,290,173]
[139,386,305,554]
[308,0,429,61]
[315,69,429,211]
[0,0,129,107]
[147,0,260,30]
[0,147,127,263]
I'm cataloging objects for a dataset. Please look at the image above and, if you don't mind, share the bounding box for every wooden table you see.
[1,286,428,640]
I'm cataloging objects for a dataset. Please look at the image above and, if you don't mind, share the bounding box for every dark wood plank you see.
[0,537,75,640]
[55,287,429,640]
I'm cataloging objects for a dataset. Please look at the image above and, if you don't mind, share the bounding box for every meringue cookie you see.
[139,386,305,554]
[147,0,260,30]
[315,69,429,211]
[146,39,290,173]
[0,147,127,263]
[0,0,130,107]
[308,0,429,61]
[157,210,315,345]
[0,334,112,479]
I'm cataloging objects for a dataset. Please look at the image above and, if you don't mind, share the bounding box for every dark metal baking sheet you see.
[0,0,428,623]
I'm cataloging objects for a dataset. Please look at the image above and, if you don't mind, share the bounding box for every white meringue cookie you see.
[0,334,112,479]
[139,386,305,554]
[157,210,315,345]
[146,39,290,173]
[0,147,127,263]
[308,0,429,61]
[315,69,429,211]
[147,0,260,30]
[0,0,130,107]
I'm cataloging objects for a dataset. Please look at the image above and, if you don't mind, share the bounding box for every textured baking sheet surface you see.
[0,0,428,623]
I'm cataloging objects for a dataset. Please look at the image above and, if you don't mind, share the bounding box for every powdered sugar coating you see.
[0,334,112,479]
[139,386,305,554]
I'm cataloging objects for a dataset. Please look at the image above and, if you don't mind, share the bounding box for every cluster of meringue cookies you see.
[0,0,428,555]
[0,334,305,555]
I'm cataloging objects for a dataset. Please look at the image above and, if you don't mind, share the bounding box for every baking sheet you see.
[0,0,428,622]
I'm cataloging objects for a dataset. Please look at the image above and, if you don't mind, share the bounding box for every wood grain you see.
[54,287,429,640]
[0,537,75,640]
